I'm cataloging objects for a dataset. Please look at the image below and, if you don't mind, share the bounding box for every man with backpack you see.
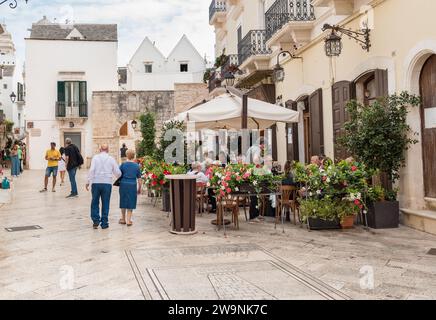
[64,138,84,198]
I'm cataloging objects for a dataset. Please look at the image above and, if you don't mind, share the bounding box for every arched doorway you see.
[118,120,140,162]
[420,54,436,198]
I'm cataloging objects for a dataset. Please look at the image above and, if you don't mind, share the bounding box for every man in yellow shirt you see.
[40,142,61,193]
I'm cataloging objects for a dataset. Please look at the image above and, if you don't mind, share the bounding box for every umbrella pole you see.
[242,94,248,129]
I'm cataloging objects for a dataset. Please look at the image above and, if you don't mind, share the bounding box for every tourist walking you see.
[10,144,20,178]
[118,150,142,227]
[120,143,128,163]
[40,142,61,192]
[64,138,83,198]
[17,144,23,173]
[86,144,121,230]
[58,147,66,186]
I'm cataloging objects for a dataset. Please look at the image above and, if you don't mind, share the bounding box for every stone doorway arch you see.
[92,91,174,161]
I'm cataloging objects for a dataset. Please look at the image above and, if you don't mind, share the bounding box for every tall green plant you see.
[137,112,156,158]
[155,120,186,163]
[339,92,420,182]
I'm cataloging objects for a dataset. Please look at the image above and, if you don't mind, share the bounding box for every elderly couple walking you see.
[87,144,142,230]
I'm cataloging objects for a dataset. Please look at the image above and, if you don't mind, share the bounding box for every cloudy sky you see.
[1,0,215,73]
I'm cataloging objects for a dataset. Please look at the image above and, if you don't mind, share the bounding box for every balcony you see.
[56,101,88,119]
[238,30,272,67]
[222,54,239,74]
[265,0,316,48]
[209,0,227,25]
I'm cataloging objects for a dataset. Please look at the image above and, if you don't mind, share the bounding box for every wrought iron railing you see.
[238,30,272,66]
[222,54,239,74]
[265,0,315,41]
[209,0,227,22]
[56,101,88,118]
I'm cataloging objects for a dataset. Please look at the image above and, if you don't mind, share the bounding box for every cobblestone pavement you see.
[0,170,436,300]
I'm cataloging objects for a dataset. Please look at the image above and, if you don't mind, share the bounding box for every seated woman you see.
[282,160,297,187]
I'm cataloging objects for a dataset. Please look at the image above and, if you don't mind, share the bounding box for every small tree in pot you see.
[339,92,421,228]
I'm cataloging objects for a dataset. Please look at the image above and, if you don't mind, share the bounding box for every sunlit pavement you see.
[0,170,436,300]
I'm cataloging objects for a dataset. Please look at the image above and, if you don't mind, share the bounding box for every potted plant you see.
[339,92,420,229]
[365,185,399,228]
[299,198,341,230]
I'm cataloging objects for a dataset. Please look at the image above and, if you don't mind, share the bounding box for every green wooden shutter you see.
[57,81,65,102]
[79,81,87,102]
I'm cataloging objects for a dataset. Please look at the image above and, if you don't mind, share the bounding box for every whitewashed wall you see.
[25,39,118,169]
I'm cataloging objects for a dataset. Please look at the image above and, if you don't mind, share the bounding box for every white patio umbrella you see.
[171,93,299,130]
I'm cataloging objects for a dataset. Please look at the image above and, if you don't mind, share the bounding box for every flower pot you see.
[340,215,355,229]
[366,201,399,229]
[307,217,341,230]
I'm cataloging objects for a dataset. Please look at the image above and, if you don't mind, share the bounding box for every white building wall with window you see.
[126,35,206,91]
[25,20,118,170]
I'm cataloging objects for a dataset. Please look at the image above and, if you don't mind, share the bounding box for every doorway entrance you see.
[64,132,82,152]
[420,54,436,198]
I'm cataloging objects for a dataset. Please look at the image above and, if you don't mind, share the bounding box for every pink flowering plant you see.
[208,163,281,200]
[295,160,372,221]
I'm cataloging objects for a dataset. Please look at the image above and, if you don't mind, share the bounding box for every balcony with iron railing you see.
[56,101,88,119]
[238,30,272,67]
[265,0,316,45]
[221,54,239,74]
[209,0,227,24]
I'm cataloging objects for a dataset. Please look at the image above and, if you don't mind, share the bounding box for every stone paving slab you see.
[0,170,436,300]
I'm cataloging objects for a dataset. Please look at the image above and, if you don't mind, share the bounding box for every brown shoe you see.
[118,219,126,225]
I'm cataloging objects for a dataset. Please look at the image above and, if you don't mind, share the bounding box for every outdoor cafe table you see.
[214,191,282,236]
[166,174,198,235]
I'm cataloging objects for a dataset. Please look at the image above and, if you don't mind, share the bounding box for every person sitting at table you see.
[282,160,298,187]
[188,162,209,184]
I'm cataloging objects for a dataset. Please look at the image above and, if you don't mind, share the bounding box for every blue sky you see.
[1,0,215,74]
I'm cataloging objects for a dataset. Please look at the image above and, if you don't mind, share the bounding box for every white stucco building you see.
[25,17,118,169]
[0,24,23,131]
[121,35,206,91]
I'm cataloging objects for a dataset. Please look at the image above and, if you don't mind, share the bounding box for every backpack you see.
[75,146,84,166]
[2,177,10,190]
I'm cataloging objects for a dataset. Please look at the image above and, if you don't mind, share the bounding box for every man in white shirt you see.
[188,162,209,184]
[86,144,121,230]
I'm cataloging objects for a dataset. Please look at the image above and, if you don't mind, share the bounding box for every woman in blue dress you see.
[119,149,142,226]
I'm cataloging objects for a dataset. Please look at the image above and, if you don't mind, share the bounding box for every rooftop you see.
[28,19,118,42]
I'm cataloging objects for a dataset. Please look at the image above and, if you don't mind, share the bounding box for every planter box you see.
[366,201,399,229]
[238,182,277,194]
[307,217,341,230]
[162,187,170,212]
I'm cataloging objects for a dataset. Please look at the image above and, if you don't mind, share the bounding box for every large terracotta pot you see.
[340,215,355,229]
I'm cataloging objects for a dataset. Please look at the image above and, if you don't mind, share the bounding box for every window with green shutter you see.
[57,81,65,102]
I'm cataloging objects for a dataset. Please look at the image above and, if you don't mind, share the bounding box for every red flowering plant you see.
[141,158,187,192]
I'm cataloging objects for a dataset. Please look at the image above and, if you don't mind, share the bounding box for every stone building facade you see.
[92,91,174,162]
[174,83,209,113]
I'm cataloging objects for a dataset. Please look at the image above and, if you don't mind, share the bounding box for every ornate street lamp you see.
[10,92,16,103]
[322,23,371,57]
[224,71,235,87]
[0,0,29,9]
[272,51,302,83]
[131,120,138,130]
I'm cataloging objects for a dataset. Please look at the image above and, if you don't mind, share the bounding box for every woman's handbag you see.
[113,176,122,187]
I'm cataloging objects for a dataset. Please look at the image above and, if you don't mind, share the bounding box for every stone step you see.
[401,208,436,236]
